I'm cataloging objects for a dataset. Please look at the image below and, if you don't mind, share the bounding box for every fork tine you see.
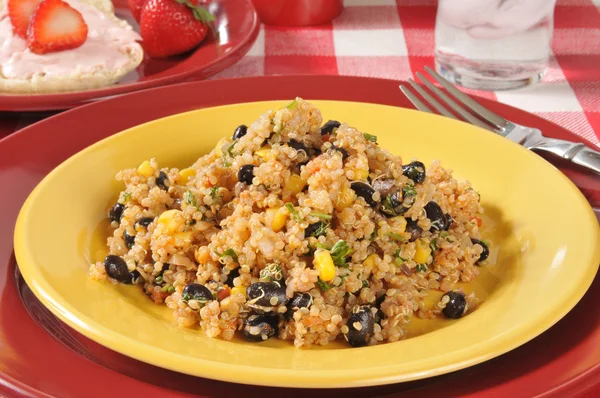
[399,84,433,114]
[424,66,508,129]
[407,79,457,120]
[415,72,494,131]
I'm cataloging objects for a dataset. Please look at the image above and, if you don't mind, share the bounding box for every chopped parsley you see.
[316,277,333,291]
[119,192,132,203]
[430,238,438,251]
[415,264,428,273]
[381,195,396,217]
[161,285,175,293]
[440,231,449,238]
[403,185,417,198]
[394,249,407,266]
[286,99,298,110]
[184,189,198,209]
[362,280,369,288]
[309,212,332,220]
[285,203,301,221]
[313,222,329,238]
[363,133,377,143]
[370,228,377,241]
[226,143,237,158]
[210,186,221,202]
[215,248,238,263]
[330,240,352,267]
[387,232,405,242]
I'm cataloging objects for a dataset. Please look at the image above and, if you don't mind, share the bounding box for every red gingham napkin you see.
[213,0,600,147]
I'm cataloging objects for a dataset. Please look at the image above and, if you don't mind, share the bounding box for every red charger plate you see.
[1,75,599,397]
[0,0,259,112]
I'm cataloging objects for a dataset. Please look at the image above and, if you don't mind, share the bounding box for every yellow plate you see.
[14,101,600,388]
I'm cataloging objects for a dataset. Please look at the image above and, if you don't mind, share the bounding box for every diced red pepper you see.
[217,286,230,301]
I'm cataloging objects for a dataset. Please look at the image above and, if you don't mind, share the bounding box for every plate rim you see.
[13,98,600,388]
[0,0,260,112]
[2,75,600,397]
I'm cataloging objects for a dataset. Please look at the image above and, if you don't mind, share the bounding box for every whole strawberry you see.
[139,0,214,58]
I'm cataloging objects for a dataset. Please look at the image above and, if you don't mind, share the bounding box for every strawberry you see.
[139,0,214,58]
[26,0,88,55]
[7,0,43,38]
[128,0,146,22]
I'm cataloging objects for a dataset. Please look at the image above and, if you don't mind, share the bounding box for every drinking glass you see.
[434,0,557,91]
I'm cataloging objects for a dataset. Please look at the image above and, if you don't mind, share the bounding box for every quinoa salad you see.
[90,98,491,348]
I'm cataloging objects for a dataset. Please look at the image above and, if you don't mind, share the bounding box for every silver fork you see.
[400,66,600,176]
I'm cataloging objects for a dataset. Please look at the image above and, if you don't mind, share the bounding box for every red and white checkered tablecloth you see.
[213,0,600,147]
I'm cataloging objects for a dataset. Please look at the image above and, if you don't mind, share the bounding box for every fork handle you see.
[531,138,600,176]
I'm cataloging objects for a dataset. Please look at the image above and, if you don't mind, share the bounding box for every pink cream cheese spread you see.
[0,0,142,79]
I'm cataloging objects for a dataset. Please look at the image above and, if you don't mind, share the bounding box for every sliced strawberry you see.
[26,0,88,55]
[127,0,146,23]
[7,0,44,38]
[139,0,213,58]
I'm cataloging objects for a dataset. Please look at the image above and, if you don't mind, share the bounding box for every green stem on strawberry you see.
[174,0,215,23]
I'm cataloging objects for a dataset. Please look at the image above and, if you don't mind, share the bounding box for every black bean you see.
[424,201,448,231]
[288,139,309,153]
[224,267,240,287]
[372,294,386,325]
[136,217,154,229]
[247,281,288,311]
[285,292,313,318]
[330,145,349,161]
[233,124,248,140]
[405,218,422,242]
[444,214,453,230]
[104,255,133,284]
[344,305,374,348]
[109,203,125,223]
[402,161,426,184]
[305,221,327,238]
[320,120,341,135]
[124,231,135,249]
[130,270,142,284]
[238,164,255,185]
[471,239,490,264]
[351,182,377,208]
[243,314,279,342]
[182,283,213,302]
[156,171,170,191]
[441,291,467,319]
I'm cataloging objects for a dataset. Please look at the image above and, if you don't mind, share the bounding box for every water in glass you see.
[435,0,557,91]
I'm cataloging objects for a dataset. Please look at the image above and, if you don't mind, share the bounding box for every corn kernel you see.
[271,207,288,232]
[231,286,247,297]
[285,174,307,195]
[391,216,407,234]
[176,168,196,184]
[173,231,193,245]
[215,137,229,156]
[414,239,432,264]
[255,146,276,161]
[351,168,369,181]
[157,209,185,234]
[334,187,356,210]
[137,160,154,177]
[363,253,379,269]
[314,249,336,282]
